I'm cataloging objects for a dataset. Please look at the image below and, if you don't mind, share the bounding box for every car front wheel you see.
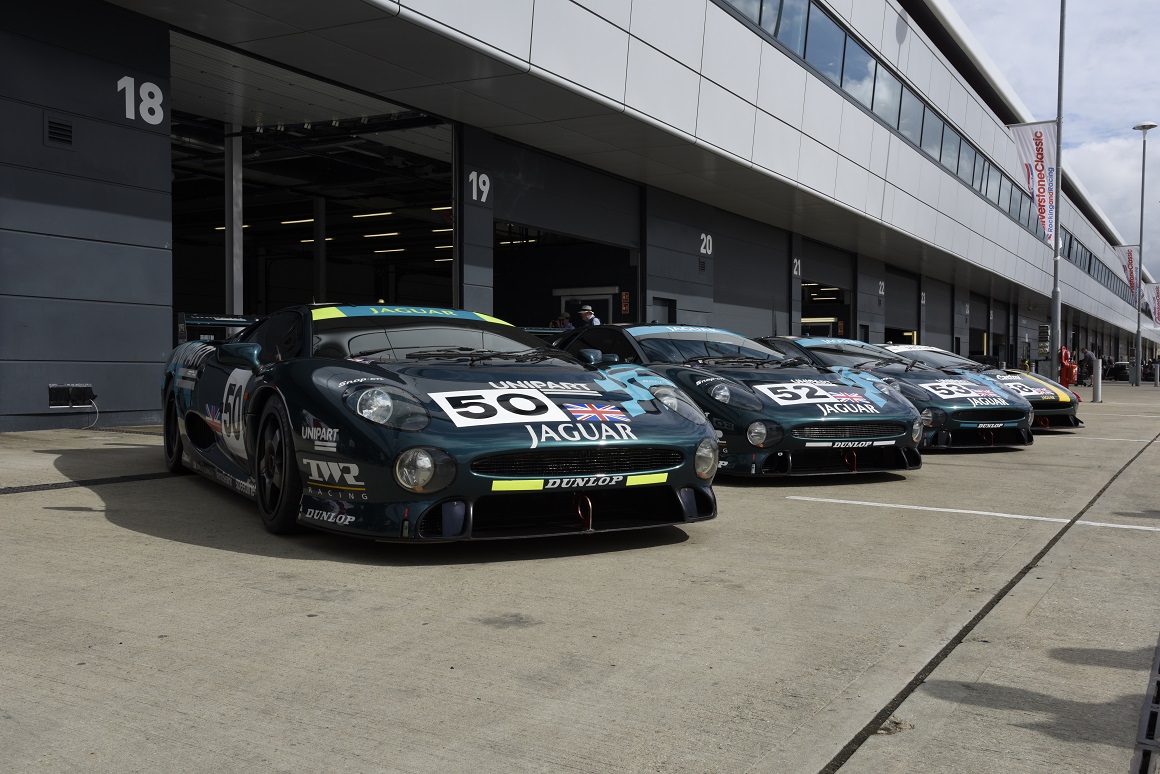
[256,398,302,534]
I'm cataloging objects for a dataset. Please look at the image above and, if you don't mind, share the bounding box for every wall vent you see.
[698,259,707,273]
[44,116,74,148]
[48,384,96,408]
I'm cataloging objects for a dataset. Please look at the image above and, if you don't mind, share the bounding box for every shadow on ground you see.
[40,443,691,566]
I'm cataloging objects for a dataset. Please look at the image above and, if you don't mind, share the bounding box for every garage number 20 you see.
[430,389,570,428]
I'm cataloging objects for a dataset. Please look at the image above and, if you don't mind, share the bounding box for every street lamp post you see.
[1132,122,1156,387]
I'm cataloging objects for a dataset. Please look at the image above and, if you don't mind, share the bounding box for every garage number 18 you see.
[429,389,569,428]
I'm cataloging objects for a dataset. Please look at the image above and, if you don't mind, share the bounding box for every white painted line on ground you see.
[1091,412,1160,417]
[1036,436,1155,442]
[786,496,1160,532]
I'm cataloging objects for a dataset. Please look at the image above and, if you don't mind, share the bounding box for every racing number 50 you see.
[431,388,571,427]
[444,392,548,420]
[222,382,245,441]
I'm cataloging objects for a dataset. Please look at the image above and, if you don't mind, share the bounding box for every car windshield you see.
[313,318,572,363]
[636,330,789,364]
[892,348,981,369]
[798,341,901,368]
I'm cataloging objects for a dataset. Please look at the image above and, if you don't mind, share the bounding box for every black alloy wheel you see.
[256,398,302,534]
[163,395,188,475]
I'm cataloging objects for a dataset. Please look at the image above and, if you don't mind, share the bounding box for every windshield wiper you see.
[775,356,810,369]
[402,347,483,360]
[471,347,563,363]
[851,357,908,369]
[691,356,780,367]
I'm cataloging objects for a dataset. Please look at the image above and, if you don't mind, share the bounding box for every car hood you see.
[654,363,919,419]
[851,365,1033,409]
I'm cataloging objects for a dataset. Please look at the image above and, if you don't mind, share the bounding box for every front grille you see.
[471,447,683,477]
[791,422,905,439]
[951,409,1027,422]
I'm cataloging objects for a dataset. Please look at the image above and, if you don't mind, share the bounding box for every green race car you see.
[162,304,718,541]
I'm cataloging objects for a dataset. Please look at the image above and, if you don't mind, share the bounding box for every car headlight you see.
[920,407,947,427]
[1028,407,1035,424]
[345,385,429,430]
[746,421,783,448]
[394,447,456,493]
[911,417,923,441]
[694,438,718,479]
[894,380,928,402]
[701,380,763,411]
[648,385,708,426]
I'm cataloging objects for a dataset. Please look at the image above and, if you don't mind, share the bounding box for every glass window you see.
[972,157,986,192]
[872,67,901,127]
[773,0,808,55]
[898,88,923,145]
[940,128,960,174]
[985,164,1001,203]
[1018,192,1032,228]
[804,4,845,84]
[731,0,761,23]
[998,175,1012,214]
[841,37,875,108]
[759,0,782,34]
[920,108,943,159]
[957,142,976,184]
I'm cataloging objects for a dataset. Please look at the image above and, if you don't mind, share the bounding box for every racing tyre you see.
[256,398,302,534]
[163,395,189,475]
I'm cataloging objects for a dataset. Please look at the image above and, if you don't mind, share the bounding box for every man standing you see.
[575,304,601,328]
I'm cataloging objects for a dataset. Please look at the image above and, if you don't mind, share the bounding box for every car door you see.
[198,311,305,475]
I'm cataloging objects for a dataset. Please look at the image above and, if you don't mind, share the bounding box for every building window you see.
[940,128,961,174]
[772,0,809,55]
[841,37,875,108]
[957,142,976,185]
[899,88,923,145]
[920,108,944,160]
[803,4,845,85]
[872,67,901,127]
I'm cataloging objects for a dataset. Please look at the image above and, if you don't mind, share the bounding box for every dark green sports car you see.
[764,337,1035,450]
[162,304,718,541]
[553,324,923,476]
[883,344,1083,429]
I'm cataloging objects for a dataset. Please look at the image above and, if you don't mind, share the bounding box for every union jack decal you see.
[564,403,629,422]
[831,392,869,403]
[205,404,222,435]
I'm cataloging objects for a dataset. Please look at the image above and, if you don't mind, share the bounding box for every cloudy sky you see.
[947,0,1160,277]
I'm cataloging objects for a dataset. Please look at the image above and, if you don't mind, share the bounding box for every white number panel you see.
[430,389,570,428]
[921,380,998,399]
[1003,382,1053,397]
[221,368,250,455]
[754,383,869,406]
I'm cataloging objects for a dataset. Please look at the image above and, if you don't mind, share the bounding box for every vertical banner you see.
[1116,245,1140,300]
[1144,283,1160,327]
[1010,121,1058,244]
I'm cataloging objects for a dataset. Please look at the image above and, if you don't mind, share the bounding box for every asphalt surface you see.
[2,383,1159,773]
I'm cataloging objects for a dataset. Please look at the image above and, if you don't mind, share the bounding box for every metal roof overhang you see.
[110,0,1049,308]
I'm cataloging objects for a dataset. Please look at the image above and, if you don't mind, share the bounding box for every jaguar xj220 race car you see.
[553,324,923,476]
[883,344,1083,429]
[764,337,1035,450]
[162,304,718,541]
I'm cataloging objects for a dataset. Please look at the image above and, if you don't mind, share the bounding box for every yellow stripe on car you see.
[626,473,669,486]
[491,480,544,491]
[1020,372,1072,402]
[474,312,513,326]
[311,307,348,320]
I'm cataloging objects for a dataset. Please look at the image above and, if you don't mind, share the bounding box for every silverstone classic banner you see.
[1145,282,1160,328]
[1011,121,1058,244]
[1117,245,1141,301]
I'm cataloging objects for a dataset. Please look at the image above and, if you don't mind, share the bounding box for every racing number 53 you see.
[431,389,570,428]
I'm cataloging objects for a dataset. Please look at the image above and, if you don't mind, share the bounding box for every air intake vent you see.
[45,116,74,148]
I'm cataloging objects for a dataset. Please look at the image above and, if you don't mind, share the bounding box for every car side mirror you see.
[601,353,620,363]
[577,348,602,365]
[219,342,262,372]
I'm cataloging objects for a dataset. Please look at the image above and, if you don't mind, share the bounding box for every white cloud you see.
[950,0,1160,277]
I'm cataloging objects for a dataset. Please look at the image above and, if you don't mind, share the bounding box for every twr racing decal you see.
[430,389,570,427]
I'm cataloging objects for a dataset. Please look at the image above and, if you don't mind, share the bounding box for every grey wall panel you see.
[0,28,169,134]
[857,256,885,343]
[0,232,170,304]
[0,166,171,248]
[0,361,164,418]
[0,99,171,191]
[0,298,171,363]
[490,139,639,248]
[884,266,919,329]
[922,277,953,349]
[1,2,169,79]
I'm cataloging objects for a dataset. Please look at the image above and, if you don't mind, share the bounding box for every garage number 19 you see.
[430,389,569,428]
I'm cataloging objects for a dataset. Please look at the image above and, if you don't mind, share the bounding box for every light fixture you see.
[362,232,399,238]
[300,238,333,243]
[374,248,405,253]
[434,245,452,249]
[280,218,314,225]
[801,282,819,287]
[1131,121,1157,385]
[214,225,249,230]
[811,296,838,301]
[434,258,453,262]
[431,206,452,211]
[801,317,838,323]
[352,211,393,218]
[432,228,452,233]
